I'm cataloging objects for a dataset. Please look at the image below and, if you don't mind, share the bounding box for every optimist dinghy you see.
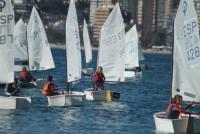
[0,0,31,109]
[84,3,125,101]
[17,6,56,88]
[47,0,85,107]
[154,0,200,133]
[12,11,54,88]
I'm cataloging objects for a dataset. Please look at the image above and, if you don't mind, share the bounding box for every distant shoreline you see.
[144,49,171,55]
[50,44,100,51]
[50,44,171,54]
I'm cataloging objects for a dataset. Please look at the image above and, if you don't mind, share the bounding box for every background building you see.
[12,0,200,48]
[155,0,172,30]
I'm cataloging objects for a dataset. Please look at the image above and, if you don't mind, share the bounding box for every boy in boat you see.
[20,66,36,82]
[166,94,196,119]
[42,75,60,96]
[91,66,105,91]
[5,78,20,96]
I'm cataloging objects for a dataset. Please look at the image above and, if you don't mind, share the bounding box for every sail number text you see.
[187,46,200,61]
[183,21,197,38]
[0,14,14,45]
[0,15,14,24]
[182,20,200,62]
[0,34,13,45]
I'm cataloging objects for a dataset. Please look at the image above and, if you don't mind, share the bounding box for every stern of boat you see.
[124,71,142,82]
[47,95,66,107]
[47,92,85,107]
[0,96,31,109]
[153,112,188,133]
[84,88,120,101]
[65,91,85,106]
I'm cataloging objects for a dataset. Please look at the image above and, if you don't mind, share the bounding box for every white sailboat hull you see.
[154,112,200,133]
[124,71,142,82]
[84,88,120,101]
[65,92,85,106]
[84,88,107,101]
[47,92,85,107]
[0,96,31,109]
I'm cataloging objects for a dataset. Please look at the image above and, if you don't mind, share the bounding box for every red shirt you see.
[95,72,105,83]
[20,71,28,79]
[166,103,191,115]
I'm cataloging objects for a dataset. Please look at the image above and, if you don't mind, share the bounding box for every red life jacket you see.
[166,103,176,112]
[166,103,186,115]
[20,71,28,79]
[95,72,105,83]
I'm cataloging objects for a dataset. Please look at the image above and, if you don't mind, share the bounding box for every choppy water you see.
[0,49,173,134]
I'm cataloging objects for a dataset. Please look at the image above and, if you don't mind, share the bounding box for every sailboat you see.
[154,0,200,133]
[81,19,94,76]
[13,18,28,72]
[15,6,56,88]
[84,3,125,101]
[124,25,142,82]
[47,0,85,107]
[0,0,31,109]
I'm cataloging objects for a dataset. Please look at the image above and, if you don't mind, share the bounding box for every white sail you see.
[13,18,28,60]
[98,3,125,82]
[66,0,81,82]
[125,25,139,69]
[27,7,55,71]
[173,0,200,102]
[83,19,92,64]
[138,44,145,61]
[0,0,14,83]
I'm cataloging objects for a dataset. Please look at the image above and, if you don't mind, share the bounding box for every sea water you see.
[0,49,173,134]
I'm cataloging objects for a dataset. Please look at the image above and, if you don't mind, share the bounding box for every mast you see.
[171,17,175,97]
[64,36,70,94]
[26,19,30,71]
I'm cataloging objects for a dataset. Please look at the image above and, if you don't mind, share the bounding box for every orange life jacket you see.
[42,82,51,96]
